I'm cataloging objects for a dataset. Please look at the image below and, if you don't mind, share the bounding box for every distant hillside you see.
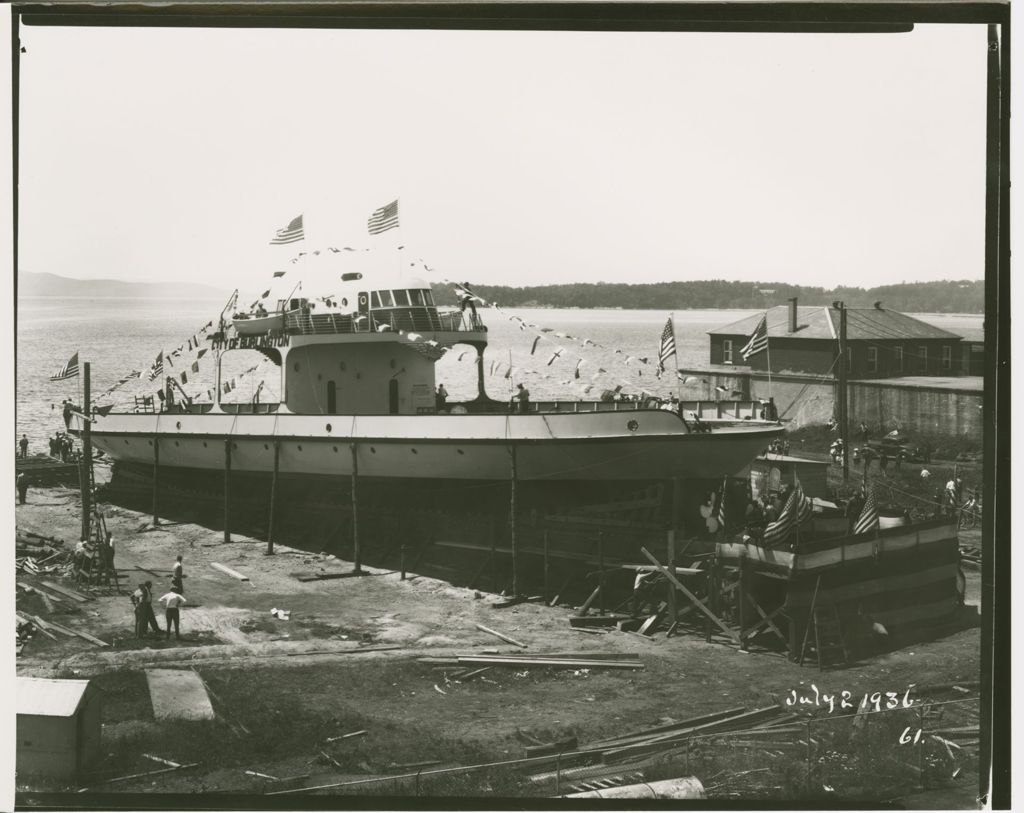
[433,279,985,313]
[18,272,228,300]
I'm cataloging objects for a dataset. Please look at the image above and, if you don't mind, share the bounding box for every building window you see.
[723,340,733,364]
[893,346,903,373]
[867,346,878,373]
[918,345,928,372]
[942,345,952,370]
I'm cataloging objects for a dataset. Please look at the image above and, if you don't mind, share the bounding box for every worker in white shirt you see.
[159,586,187,640]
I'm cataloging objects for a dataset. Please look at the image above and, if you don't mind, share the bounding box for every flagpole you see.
[766,331,773,401]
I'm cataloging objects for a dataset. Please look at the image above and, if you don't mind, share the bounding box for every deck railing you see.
[283,307,485,337]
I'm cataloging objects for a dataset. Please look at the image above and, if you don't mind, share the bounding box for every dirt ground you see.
[14,482,984,804]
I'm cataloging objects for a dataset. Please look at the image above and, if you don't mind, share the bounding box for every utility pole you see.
[836,301,850,482]
[81,362,92,543]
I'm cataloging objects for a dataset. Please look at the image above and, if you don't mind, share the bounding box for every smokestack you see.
[788,297,798,333]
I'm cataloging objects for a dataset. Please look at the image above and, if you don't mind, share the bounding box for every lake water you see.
[15,297,983,452]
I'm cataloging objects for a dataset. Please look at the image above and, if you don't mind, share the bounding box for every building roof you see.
[17,677,92,717]
[708,305,962,341]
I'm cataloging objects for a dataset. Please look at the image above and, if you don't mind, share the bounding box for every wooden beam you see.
[211,562,249,581]
[640,547,740,644]
[475,623,527,649]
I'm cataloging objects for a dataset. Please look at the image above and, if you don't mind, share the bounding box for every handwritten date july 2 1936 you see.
[784,684,917,714]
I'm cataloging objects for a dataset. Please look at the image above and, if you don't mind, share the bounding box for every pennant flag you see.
[531,336,541,355]
[367,199,400,235]
[547,348,564,366]
[741,314,769,360]
[188,339,193,351]
[191,361,200,373]
[261,289,270,299]
[127,370,141,379]
[180,371,188,384]
[504,366,513,379]
[273,270,286,277]
[574,359,583,379]
[853,487,879,535]
[716,477,728,530]
[197,349,208,359]
[582,338,594,347]
[50,351,80,381]
[270,214,304,245]
[205,320,213,329]
[148,352,164,381]
[457,351,468,362]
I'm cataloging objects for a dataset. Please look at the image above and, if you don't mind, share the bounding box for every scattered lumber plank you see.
[576,586,601,616]
[142,754,181,768]
[28,617,58,641]
[588,707,748,747]
[638,614,661,636]
[85,762,199,788]
[569,614,628,628]
[244,770,279,780]
[211,562,250,581]
[454,655,643,670]
[490,652,640,661]
[325,730,367,742]
[475,623,527,649]
[285,645,402,657]
[41,581,91,603]
[524,735,578,757]
[572,628,609,635]
[17,582,65,603]
[318,750,342,769]
[44,621,109,647]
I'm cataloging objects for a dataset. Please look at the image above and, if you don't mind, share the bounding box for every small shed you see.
[750,454,831,501]
[17,677,102,780]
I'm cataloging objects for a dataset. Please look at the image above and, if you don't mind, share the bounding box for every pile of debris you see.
[16,530,72,576]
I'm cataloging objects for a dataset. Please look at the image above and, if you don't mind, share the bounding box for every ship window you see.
[409,289,424,306]
[370,291,381,308]
[379,290,395,307]
[393,290,410,306]
[424,290,434,306]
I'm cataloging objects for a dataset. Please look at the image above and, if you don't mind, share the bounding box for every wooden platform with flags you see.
[15,454,81,486]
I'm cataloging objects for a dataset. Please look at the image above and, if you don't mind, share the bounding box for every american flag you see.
[853,487,880,535]
[367,200,399,235]
[50,351,79,381]
[148,352,164,381]
[658,317,677,371]
[716,477,728,530]
[270,214,304,245]
[763,487,801,547]
[795,485,814,526]
[740,314,769,360]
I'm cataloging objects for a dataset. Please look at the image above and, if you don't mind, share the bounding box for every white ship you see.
[71,249,782,498]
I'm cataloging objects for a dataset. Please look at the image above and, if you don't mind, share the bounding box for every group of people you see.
[48,432,76,462]
[73,533,117,584]
[131,555,187,640]
[743,485,794,537]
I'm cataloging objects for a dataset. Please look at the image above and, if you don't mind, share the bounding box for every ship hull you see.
[79,410,782,482]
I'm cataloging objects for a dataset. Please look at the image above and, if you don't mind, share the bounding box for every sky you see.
[16,21,987,290]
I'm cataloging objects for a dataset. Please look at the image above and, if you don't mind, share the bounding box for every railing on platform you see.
[284,307,485,337]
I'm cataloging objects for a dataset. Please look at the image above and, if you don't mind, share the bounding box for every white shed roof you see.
[17,677,92,717]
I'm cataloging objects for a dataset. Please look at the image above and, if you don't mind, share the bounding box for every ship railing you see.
[282,307,486,337]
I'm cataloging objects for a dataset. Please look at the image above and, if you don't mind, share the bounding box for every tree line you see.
[432,279,984,313]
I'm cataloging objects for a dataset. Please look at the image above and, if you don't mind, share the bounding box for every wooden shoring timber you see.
[44,620,109,647]
[640,548,741,644]
[587,707,748,748]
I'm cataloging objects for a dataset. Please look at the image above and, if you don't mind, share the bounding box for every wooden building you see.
[17,677,102,780]
[707,300,965,379]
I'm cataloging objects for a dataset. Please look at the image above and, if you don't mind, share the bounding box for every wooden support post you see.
[705,566,713,643]
[223,439,232,543]
[151,435,160,525]
[267,440,279,556]
[738,555,748,651]
[490,517,498,593]
[543,529,550,603]
[81,362,92,544]
[509,444,519,598]
[667,529,677,625]
[400,545,407,581]
[350,443,361,573]
[672,477,684,539]
[597,530,605,615]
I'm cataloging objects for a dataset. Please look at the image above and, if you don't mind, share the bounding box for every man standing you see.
[172,555,184,592]
[16,472,28,505]
[513,383,530,415]
[19,434,28,459]
[139,581,162,636]
[159,586,187,640]
[435,383,448,414]
[131,583,146,638]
